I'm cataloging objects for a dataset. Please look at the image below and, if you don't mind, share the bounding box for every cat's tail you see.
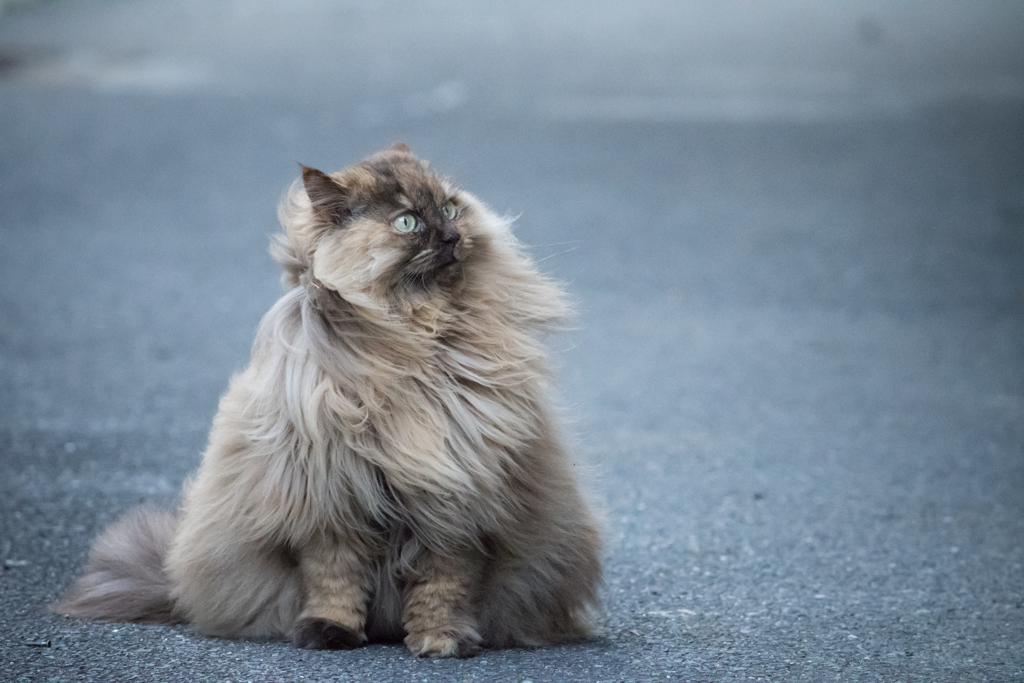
[54,507,180,624]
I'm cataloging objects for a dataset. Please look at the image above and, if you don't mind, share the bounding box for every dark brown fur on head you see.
[294,145,468,300]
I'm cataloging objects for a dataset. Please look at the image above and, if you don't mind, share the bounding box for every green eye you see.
[393,214,417,233]
[442,200,457,219]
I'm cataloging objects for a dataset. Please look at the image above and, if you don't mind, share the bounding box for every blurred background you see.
[2,0,1023,116]
[1,1,1022,680]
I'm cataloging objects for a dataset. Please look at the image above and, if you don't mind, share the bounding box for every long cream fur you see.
[57,146,601,656]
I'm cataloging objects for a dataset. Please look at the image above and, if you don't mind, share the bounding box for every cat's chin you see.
[434,254,459,271]
[428,258,464,289]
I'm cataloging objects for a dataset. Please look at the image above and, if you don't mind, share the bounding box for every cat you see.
[56,143,602,658]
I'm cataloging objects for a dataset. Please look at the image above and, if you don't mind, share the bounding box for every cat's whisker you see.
[534,246,580,264]
[523,240,582,249]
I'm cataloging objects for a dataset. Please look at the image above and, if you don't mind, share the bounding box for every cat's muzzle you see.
[434,230,462,269]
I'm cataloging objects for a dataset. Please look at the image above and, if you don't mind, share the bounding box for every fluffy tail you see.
[54,507,180,624]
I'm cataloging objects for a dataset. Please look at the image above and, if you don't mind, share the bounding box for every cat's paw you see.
[405,627,482,659]
[292,618,366,650]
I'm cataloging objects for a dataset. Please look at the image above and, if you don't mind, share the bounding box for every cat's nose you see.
[439,226,461,244]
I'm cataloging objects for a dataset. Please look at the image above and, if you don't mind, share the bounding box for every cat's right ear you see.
[301,165,350,227]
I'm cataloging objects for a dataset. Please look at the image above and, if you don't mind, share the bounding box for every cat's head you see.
[275,144,499,308]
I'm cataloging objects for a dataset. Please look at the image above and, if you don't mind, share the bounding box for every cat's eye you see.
[441,200,458,220]
[392,214,417,233]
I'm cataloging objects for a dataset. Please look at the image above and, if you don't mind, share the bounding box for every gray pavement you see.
[1,1,1023,681]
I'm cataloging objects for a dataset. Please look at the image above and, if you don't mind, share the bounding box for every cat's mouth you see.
[434,241,460,269]
[402,242,463,285]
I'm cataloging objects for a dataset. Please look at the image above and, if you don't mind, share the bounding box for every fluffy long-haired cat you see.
[56,144,601,657]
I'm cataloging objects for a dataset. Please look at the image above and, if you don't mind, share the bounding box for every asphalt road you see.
[1,1,1023,681]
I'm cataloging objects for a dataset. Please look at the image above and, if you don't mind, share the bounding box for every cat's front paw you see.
[405,627,482,658]
[292,617,366,650]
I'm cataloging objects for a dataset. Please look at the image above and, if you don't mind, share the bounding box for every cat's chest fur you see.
[344,296,542,500]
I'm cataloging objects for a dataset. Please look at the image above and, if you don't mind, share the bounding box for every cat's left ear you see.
[301,165,350,226]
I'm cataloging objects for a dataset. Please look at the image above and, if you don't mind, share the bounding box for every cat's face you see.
[301,145,478,302]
